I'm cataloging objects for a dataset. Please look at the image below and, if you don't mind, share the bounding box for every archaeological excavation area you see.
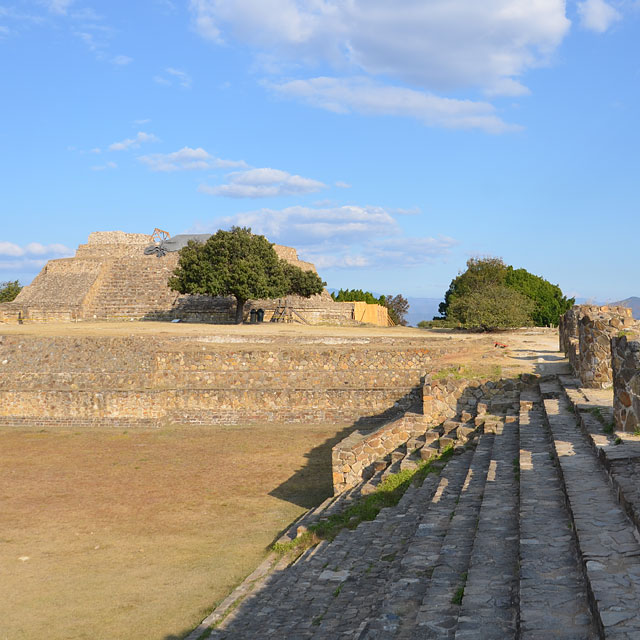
[3,311,640,639]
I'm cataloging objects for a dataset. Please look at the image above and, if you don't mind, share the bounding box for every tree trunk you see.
[235,298,246,324]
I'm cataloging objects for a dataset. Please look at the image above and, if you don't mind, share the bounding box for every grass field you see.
[0,421,352,640]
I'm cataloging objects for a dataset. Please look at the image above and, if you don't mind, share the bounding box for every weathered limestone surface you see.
[611,335,640,432]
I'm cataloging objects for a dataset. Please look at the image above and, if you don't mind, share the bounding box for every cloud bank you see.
[199,168,327,198]
[192,204,456,268]
[190,0,578,130]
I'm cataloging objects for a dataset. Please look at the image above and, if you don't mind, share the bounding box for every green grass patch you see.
[432,364,502,382]
[272,445,455,558]
[587,407,615,434]
[451,572,468,605]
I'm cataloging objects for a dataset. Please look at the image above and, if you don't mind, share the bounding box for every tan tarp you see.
[351,302,392,326]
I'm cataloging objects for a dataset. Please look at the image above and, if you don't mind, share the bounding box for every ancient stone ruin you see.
[612,333,640,433]
[0,231,390,326]
[559,304,636,388]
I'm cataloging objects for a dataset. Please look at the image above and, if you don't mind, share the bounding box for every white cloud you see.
[577,0,621,32]
[335,181,351,189]
[138,146,247,172]
[368,236,457,266]
[199,167,327,198]
[155,67,192,88]
[108,131,159,151]
[190,0,571,97]
[0,241,74,274]
[90,161,117,171]
[192,203,456,268]
[268,77,520,133]
[112,54,133,66]
[0,25,9,37]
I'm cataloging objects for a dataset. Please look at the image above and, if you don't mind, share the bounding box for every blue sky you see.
[1,0,638,303]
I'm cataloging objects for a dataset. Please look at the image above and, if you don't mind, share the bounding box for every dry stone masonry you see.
[0,334,440,428]
[331,375,518,494]
[559,305,636,389]
[611,333,640,432]
[0,231,390,326]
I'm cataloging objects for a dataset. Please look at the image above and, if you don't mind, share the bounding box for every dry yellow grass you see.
[0,422,352,640]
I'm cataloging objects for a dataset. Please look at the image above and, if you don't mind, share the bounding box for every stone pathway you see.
[198,373,640,640]
[543,380,640,638]
[454,412,520,639]
[518,388,597,639]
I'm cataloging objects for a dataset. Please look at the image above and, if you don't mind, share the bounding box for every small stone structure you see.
[611,334,640,432]
[0,231,390,326]
[559,305,636,388]
[331,375,520,494]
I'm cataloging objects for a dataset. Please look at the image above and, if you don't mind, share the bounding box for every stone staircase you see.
[190,374,640,639]
[85,257,180,319]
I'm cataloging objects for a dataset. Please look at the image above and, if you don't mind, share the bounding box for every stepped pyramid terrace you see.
[0,231,391,326]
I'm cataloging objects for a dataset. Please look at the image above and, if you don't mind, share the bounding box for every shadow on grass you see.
[268,386,423,510]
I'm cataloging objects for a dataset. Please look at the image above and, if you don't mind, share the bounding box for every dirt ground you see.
[0,422,353,640]
[0,323,563,639]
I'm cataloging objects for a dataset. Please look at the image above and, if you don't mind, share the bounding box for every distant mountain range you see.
[405,298,442,327]
[611,297,640,319]
[575,297,640,319]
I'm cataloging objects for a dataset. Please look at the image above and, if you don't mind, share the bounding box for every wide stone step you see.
[454,414,520,639]
[349,432,493,639]
[409,430,497,639]
[543,388,640,638]
[214,455,464,638]
[311,449,480,639]
[518,388,597,639]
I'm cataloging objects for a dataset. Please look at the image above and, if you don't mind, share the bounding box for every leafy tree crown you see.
[168,227,325,304]
[439,256,573,328]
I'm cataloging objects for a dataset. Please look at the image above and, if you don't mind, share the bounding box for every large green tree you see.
[439,257,573,329]
[447,283,535,330]
[0,280,22,302]
[168,227,325,324]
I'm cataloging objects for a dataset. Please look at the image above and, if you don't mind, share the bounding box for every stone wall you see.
[611,334,640,432]
[559,305,636,388]
[332,376,475,494]
[0,334,441,428]
[578,311,636,388]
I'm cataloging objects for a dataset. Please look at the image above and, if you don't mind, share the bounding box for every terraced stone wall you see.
[0,334,440,428]
[611,335,640,432]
